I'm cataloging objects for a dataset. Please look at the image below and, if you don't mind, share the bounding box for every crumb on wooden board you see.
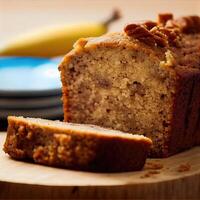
[177,163,191,172]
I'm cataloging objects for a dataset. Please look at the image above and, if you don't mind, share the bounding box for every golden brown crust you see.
[4,117,152,172]
[61,85,69,121]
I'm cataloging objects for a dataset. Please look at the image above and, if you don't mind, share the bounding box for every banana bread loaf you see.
[4,116,152,172]
[59,14,200,157]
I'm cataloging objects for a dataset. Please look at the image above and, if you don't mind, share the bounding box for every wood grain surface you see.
[0,132,200,199]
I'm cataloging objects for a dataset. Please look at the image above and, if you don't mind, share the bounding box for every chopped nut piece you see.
[144,21,157,30]
[160,50,175,68]
[158,13,174,25]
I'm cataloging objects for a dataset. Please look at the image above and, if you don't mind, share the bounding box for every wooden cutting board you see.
[0,132,200,199]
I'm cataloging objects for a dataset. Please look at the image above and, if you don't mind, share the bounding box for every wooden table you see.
[0,132,200,199]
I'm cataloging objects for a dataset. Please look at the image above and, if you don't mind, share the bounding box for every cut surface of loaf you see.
[59,14,200,157]
[4,116,152,172]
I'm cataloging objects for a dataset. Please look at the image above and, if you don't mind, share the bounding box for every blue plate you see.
[0,57,62,96]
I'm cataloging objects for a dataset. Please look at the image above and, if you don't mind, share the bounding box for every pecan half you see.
[124,24,150,37]
[124,24,155,45]
[154,26,181,46]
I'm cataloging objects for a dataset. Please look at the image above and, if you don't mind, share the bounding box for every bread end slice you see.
[4,116,152,172]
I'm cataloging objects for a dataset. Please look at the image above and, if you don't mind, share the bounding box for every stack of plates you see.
[0,57,63,119]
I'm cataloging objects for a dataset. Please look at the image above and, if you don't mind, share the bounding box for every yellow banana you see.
[0,10,120,57]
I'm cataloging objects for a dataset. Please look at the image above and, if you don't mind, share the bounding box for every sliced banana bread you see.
[59,14,200,157]
[4,116,152,172]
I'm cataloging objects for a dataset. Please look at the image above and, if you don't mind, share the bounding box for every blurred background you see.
[0,0,200,130]
[1,0,200,45]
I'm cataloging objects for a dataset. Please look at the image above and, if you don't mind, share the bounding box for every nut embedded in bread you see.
[59,13,200,157]
[4,116,152,172]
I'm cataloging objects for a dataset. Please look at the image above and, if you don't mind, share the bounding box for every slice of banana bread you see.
[59,14,200,157]
[4,116,152,172]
